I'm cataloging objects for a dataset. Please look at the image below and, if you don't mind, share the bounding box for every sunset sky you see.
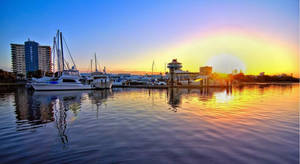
[0,0,299,76]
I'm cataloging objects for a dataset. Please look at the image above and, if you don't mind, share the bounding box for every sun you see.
[205,54,246,74]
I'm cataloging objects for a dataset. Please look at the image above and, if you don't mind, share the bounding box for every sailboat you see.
[90,53,113,89]
[31,30,93,91]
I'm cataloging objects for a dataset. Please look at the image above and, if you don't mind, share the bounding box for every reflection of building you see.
[168,88,182,109]
[14,87,54,126]
[167,87,231,111]
[11,40,51,77]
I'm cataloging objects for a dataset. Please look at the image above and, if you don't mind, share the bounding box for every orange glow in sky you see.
[107,29,298,76]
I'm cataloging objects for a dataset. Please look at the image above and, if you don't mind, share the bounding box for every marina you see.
[28,30,113,91]
[8,31,297,92]
[0,1,299,163]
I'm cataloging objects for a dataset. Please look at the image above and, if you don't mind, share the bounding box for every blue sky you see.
[0,0,298,74]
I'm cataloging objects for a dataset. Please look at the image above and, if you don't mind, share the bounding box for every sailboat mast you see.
[90,59,93,73]
[60,32,65,71]
[152,60,154,79]
[94,53,98,72]
[52,36,56,74]
[56,30,60,73]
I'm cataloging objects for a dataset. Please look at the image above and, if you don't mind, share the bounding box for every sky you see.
[0,0,299,76]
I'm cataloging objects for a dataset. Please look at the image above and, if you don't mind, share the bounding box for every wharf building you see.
[11,40,51,78]
[166,59,231,87]
[198,66,212,86]
[166,59,199,85]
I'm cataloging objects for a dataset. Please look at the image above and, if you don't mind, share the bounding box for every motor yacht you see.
[32,69,92,91]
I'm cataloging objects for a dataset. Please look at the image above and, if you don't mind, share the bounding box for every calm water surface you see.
[0,84,299,163]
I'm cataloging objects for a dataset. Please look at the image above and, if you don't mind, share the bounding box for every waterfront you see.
[0,84,299,163]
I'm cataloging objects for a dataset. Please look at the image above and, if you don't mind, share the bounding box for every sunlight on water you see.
[0,84,298,163]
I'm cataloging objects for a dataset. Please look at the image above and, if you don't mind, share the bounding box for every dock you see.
[112,85,232,89]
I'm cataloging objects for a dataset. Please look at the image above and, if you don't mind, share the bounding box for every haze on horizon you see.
[0,0,299,76]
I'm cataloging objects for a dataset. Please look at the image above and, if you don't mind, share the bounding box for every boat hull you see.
[32,83,93,91]
[93,81,113,89]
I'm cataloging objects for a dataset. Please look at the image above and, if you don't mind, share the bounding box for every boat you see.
[32,69,92,91]
[91,72,112,89]
[31,30,93,91]
[89,53,112,89]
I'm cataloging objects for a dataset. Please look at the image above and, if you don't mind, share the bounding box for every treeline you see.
[26,70,53,78]
[233,73,299,82]
[0,69,53,83]
[0,69,16,82]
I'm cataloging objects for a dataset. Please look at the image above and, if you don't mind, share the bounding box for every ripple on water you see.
[0,85,298,163]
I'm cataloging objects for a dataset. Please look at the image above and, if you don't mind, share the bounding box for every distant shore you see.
[0,82,26,86]
[240,82,299,85]
[113,82,299,89]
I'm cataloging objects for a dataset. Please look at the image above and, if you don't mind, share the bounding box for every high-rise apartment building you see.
[25,41,39,72]
[38,46,52,73]
[11,44,26,76]
[11,40,51,77]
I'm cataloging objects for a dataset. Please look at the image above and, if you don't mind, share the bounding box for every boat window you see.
[94,77,106,79]
[63,79,76,82]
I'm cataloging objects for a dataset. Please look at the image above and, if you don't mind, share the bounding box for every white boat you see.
[26,76,53,88]
[31,30,95,91]
[89,54,112,89]
[112,79,125,86]
[32,76,53,83]
[32,70,92,91]
[91,72,113,89]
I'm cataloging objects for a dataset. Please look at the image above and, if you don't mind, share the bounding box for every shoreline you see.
[0,82,298,88]
[240,82,299,85]
[0,82,26,86]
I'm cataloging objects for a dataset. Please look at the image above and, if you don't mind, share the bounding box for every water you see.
[0,84,298,164]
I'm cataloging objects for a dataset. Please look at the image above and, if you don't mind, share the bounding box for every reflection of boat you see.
[88,89,112,104]
[34,90,86,144]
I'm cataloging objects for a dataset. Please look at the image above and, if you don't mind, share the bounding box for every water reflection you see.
[89,89,112,119]
[14,88,54,129]
[3,84,298,163]
[44,91,84,145]
[167,87,232,111]
[167,88,181,111]
[14,88,112,144]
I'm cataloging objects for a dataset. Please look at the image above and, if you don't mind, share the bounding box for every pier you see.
[112,84,233,89]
